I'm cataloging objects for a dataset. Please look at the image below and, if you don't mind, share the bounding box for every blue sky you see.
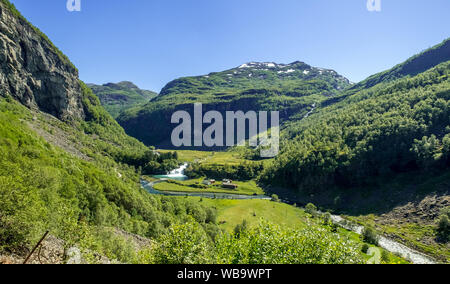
[9,0,450,92]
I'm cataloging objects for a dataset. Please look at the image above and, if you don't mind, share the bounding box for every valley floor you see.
[155,149,449,263]
[265,171,450,263]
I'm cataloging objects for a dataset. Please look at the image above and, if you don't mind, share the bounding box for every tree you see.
[361,227,379,246]
[411,135,442,168]
[305,203,318,216]
[437,208,450,242]
[216,221,363,264]
[234,220,248,238]
[271,194,280,202]
[150,220,214,264]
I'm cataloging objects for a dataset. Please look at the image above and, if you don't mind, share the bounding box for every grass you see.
[158,149,271,165]
[202,151,249,165]
[141,176,159,183]
[158,150,213,163]
[196,198,308,231]
[181,197,409,264]
[153,178,266,196]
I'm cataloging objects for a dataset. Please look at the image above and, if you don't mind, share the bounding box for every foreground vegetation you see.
[135,198,408,264]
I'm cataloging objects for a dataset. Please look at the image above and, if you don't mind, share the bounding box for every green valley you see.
[0,0,449,266]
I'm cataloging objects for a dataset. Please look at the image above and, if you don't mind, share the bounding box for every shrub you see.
[381,250,390,263]
[149,220,214,264]
[234,220,248,238]
[305,203,318,216]
[361,227,379,246]
[217,221,363,264]
[271,194,280,202]
[322,212,332,225]
[437,208,450,242]
[361,243,370,254]
[205,207,218,224]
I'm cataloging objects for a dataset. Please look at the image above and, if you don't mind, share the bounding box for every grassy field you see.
[196,198,308,231]
[155,149,414,264]
[141,176,159,182]
[180,197,409,264]
[158,149,273,166]
[158,149,213,163]
[153,178,266,196]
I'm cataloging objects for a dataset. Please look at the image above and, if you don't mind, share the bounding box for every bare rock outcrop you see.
[0,0,84,120]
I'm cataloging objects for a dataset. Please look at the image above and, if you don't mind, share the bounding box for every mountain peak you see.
[236,61,310,70]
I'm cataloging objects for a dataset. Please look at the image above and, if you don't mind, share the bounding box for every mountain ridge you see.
[88,81,157,118]
[349,38,450,92]
[118,60,351,147]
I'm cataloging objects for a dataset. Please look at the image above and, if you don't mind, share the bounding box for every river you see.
[152,163,189,181]
[330,215,436,264]
[142,164,437,264]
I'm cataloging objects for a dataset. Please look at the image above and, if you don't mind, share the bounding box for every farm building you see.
[222,183,238,190]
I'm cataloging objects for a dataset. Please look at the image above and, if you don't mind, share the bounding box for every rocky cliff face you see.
[0,0,84,120]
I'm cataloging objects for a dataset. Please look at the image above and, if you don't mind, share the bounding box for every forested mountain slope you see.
[117,61,351,147]
[89,81,157,118]
[0,0,220,261]
[263,50,450,192]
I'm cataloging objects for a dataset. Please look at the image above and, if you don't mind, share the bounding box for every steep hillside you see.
[350,38,450,93]
[265,60,450,191]
[0,0,220,262]
[0,0,83,120]
[118,61,351,147]
[89,81,157,118]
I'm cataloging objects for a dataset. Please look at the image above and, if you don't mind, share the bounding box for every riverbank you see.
[141,180,271,200]
[142,177,437,264]
[330,215,436,264]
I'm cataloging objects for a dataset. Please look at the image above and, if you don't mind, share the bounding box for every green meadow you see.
[153,178,266,196]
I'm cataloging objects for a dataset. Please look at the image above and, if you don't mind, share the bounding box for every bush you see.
[234,220,248,238]
[381,250,390,263]
[437,208,450,242]
[305,203,318,216]
[217,221,363,264]
[271,194,280,202]
[322,212,332,225]
[149,220,214,264]
[361,227,379,246]
[205,208,218,224]
[361,243,370,254]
